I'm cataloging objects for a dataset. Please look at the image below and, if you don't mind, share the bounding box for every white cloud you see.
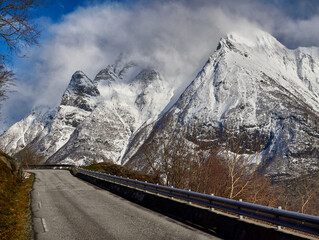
[1,0,319,130]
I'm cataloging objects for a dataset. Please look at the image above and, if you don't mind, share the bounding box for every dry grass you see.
[0,157,34,240]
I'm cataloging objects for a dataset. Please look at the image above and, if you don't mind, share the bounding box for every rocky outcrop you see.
[124,30,319,178]
[60,71,100,111]
[48,64,173,165]
[0,57,173,165]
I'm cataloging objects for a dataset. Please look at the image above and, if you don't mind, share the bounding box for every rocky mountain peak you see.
[94,66,117,84]
[61,71,99,111]
[131,69,166,113]
[94,62,137,84]
[133,69,161,85]
[216,30,285,55]
[1,30,318,179]
[124,30,319,179]
[67,71,99,96]
[94,54,137,85]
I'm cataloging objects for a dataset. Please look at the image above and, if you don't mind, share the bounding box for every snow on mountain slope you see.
[0,71,99,158]
[48,60,174,164]
[60,71,100,111]
[0,55,173,165]
[27,71,99,159]
[125,30,319,178]
[1,29,318,176]
[171,30,319,127]
[0,106,56,155]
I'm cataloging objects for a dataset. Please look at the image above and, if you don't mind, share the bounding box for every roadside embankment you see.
[0,150,34,240]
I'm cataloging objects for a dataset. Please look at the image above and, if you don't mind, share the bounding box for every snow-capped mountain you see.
[26,71,99,159]
[0,30,318,178]
[0,57,173,165]
[124,30,319,178]
[49,62,173,165]
[0,106,56,155]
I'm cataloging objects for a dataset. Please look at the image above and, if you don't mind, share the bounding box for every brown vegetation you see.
[82,161,161,184]
[14,147,45,166]
[0,150,34,240]
[140,128,319,215]
[278,171,319,215]
[140,129,274,203]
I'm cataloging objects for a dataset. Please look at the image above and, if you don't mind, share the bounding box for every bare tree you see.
[0,0,45,64]
[297,175,317,214]
[0,0,45,115]
[190,148,229,196]
[216,129,266,200]
[140,122,278,206]
[14,146,45,166]
[141,129,190,188]
[0,64,14,110]
[280,171,319,215]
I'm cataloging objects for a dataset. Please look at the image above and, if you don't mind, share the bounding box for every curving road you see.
[30,170,219,240]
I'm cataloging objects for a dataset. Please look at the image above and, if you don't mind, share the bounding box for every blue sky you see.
[37,1,80,21]
[1,0,319,132]
[36,0,121,21]
[38,0,319,23]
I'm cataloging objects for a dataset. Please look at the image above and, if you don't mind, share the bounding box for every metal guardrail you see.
[28,164,319,236]
[27,164,74,169]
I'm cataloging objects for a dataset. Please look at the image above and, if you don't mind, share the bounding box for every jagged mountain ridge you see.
[48,65,171,165]
[27,71,99,159]
[0,106,56,155]
[0,57,173,165]
[0,30,318,178]
[124,30,319,178]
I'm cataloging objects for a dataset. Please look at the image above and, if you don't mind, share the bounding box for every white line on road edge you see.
[41,218,48,232]
[38,202,42,209]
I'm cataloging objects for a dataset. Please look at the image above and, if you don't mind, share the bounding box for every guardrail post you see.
[144,181,148,192]
[170,186,174,199]
[188,189,192,204]
[277,206,282,230]
[238,199,244,220]
[210,194,215,211]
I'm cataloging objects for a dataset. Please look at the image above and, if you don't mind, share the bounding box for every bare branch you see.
[0,0,45,65]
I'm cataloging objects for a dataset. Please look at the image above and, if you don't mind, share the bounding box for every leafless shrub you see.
[14,146,45,166]
[278,170,319,215]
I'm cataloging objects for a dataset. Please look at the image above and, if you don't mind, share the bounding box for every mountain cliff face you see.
[0,106,56,155]
[124,31,319,178]
[0,30,318,177]
[27,71,99,159]
[60,71,100,111]
[0,58,173,165]
[48,60,173,165]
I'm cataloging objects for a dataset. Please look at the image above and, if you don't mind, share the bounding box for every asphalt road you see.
[30,170,220,240]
